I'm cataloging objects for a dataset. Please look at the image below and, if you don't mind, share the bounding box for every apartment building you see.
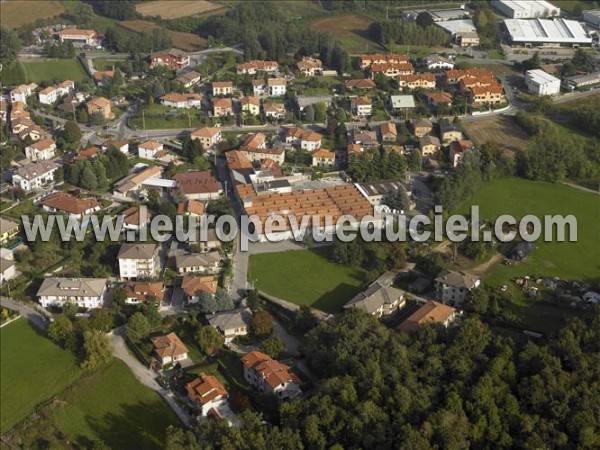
[118,243,159,279]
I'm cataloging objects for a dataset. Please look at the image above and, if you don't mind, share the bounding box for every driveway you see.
[0,296,50,331]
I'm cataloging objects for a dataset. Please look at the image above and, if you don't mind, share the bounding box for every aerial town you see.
[0,1,599,448]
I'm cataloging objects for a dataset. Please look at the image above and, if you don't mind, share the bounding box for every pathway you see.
[0,296,49,331]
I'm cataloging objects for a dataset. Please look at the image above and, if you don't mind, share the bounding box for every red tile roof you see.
[172,171,221,195]
[186,375,228,406]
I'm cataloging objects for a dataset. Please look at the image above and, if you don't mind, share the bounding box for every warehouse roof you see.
[504,18,592,44]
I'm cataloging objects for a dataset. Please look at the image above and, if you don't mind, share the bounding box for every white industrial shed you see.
[503,18,592,47]
[525,69,561,95]
[492,0,560,19]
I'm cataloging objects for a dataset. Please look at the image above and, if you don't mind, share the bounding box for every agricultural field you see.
[119,20,207,51]
[249,248,367,313]
[463,115,530,154]
[20,59,89,84]
[135,0,226,19]
[0,0,64,28]
[1,319,81,433]
[309,14,382,54]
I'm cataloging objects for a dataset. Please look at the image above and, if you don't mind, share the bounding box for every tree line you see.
[368,20,449,47]
[66,147,130,190]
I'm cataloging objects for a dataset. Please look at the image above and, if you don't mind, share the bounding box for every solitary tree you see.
[127,312,151,343]
[196,326,224,354]
[262,336,286,358]
[81,330,112,370]
[252,310,274,337]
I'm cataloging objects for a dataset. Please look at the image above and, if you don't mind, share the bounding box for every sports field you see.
[0,0,64,28]
[249,248,367,313]
[135,0,225,19]
[0,319,81,433]
[309,14,381,54]
[463,115,530,155]
[20,59,89,84]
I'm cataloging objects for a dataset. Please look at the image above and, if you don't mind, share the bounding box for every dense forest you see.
[165,309,600,449]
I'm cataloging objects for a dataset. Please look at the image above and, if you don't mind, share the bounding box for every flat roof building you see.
[525,69,561,95]
[491,0,560,19]
[503,18,592,47]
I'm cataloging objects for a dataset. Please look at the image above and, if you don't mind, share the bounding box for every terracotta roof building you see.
[124,281,164,305]
[40,192,101,219]
[151,332,189,366]
[172,171,222,201]
[398,301,457,332]
[186,375,229,415]
[241,351,302,399]
[181,275,218,303]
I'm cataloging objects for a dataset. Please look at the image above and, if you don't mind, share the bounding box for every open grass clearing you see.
[248,247,367,313]
[20,59,89,84]
[130,103,204,129]
[0,0,64,28]
[119,20,207,51]
[462,115,530,155]
[136,0,226,19]
[309,14,382,54]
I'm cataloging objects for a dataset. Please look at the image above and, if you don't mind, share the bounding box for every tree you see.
[127,312,151,343]
[303,104,315,122]
[80,166,98,190]
[0,27,22,64]
[262,336,285,358]
[251,310,274,337]
[416,12,434,28]
[89,308,114,332]
[214,289,234,312]
[142,301,162,330]
[81,330,112,370]
[89,111,105,126]
[48,315,75,349]
[246,289,263,311]
[385,185,409,212]
[196,326,224,354]
[314,102,327,123]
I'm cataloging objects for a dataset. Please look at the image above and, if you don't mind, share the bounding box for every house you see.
[123,281,164,305]
[380,122,397,142]
[397,73,437,90]
[311,149,335,170]
[296,57,323,76]
[435,269,481,305]
[0,217,20,245]
[138,141,164,159]
[426,91,454,107]
[175,252,221,275]
[356,180,408,206]
[351,129,379,148]
[177,199,205,217]
[103,139,129,155]
[112,165,164,199]
[172,171,223,201]
[186,375,229,416]
[93,70,115,85]
[360,53,409,69]
[351,96,372,117]
[191,228,222,253]
[40,192,101,219]
[151,332,188,366]
[25,138,56,161]
[390,95,416,111]
[252,79,268,96]
[191,126,222,149]
[466,83,504,105]
[225,150,253,171]
[449,139,474,166]
[18,125,45,143]
[122,206,152,232]
[285,127,322,151]
[444,67,495,85]
[419,135,441,157]
[118,243,159,279]
[38,80,74,105]
[439,122,463,143]
[345,272,406,317]
[160,93,202,108]
[10,117,35,136]
[176,70,201,88]
[10,83,38,103]
[57,28,97,45]
[181,275,218,303]
[240,96,261,115]
[241,351,302,399]
[37,277,107,308]
[240,134,285,165]
[0,258,16,284]
[150,49,190,71]
[344,78,376,90]
[12,161,60,192]
[86,96,113,120]
[236,60,278,75]
[423,54,455,70]
[267,78,287,96]
[71,147,99,163]
[370,62,414,78]
[412,118,433,137]
[213,98,233,117]
[207,308,252,343]
[525,69,561,96]
[456,31,480,47]
[263,103,286,120]
[212,81,234,96]
[398,300,457,332]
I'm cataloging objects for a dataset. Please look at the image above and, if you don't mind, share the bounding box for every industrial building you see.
[492,0,560,19]
[563,72,600,90]
[503,18,592,47]
[525,69,561,95]
[582,9,600,28]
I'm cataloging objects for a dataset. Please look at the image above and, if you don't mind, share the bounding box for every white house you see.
[241,351,302,400]
[117,243,159,279]
[186,375,229,416]
[12,161,60,192]
[207,308,253,343]
[10,83,37,103]
[252,79,268,96]
[0,258,17,285]
[344,271,406,318]
[38,80,75,105]
[351,96,372,117]
[160,93,202,108]
[212,81,233,96]
[267,78,287,96]
[285,127,322,151]
[103,139,129,155]
[138,141,163,159]
[174,252,221,275]
[150,332,188,366]
[39,192,101,220]
[57,28,98,45]
[25,138,56,161]
[36,277,107,308]
[435,269,481,305]
[525,69,561,96]
[423,54,455,70]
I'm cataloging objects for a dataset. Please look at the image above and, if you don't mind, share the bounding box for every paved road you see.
[0,296,49,331]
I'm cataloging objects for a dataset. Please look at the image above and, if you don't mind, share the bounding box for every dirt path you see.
[470,254,503,277]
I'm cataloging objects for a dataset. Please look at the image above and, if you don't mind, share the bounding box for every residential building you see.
[356,180,408,206]
[118,243,159,279]
[138,141,164,159]
[311,149,335,170]
[491,0,560,19]
[112,165,164,199]
[380,121,397,142]
[93,70,115,85]
[263,103,286,120]
[10,83,37,103]
[423,54,455,70]
[57,28,97,45]
[37,277,107,308]
[192,228,222,253]
[456,31,480,47]
[296,57,323,76]
[103,139,129,154]
[160,93,202,108]
[240,145,285,165]
[420,135,441,157]
[412,118,433,137]
[435,269,481,305]
[38,80,74,105]
[71,147,99,163]
[25,138,56,161]
[439,122,463,143]
[397,73,437,90]
[151,332,188,366]
[449,139,474,166]
[18,125,45,143]
[225,150,253,171]
[150,49,190,71]
[525,69,561,95]
[296,95,333,112]
[503,18,592,47]
[86,96,113,120]
[241,351,302,399]
[398,300,457,332]
[213,98,233,117]
[285,127,322,151]
[236,60,278,75]
[464,82,505,105]
[212,81,233,96]
[351,96,372,116]
[122,206,151,232]
[207,308,252,343]
[181,275,218,303]
[173,170,223,201]
[351,129,379,148]
[176,70,201,88]
[191,126,222,149]
[240,96,261,115]
[175,252,221,275]
[0,217,20,245]
[344,78,376,90]
[12,161,60,192]
[186,375,229,416]
[370,62,414,78]
[0,258,16,284]
[40,192,101,219]
[426,91,453,107]
[267,78,287,96]
[123,281,164,305]
[344,271,406,317]
[177,200,205,217]
[390,95,416,110]
[360,53,409,69]
[252,79,268,96]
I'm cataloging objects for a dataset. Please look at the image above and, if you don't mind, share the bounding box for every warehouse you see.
[503,18,592,47]
[492,0,560,19]
[563,72,600,90]
[525,69,561,95]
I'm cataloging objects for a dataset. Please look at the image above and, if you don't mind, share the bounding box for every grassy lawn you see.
[308,13,382,54]
[51,359,179,449]
[130,104,204,130]
[20,59,89,84]
[460,178,600,284]
[93,58,122,71]
[0,319,81,433]
[0,0,64,28]
[248,248,367,313]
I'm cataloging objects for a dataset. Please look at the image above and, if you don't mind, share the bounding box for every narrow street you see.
[0,296,50,331]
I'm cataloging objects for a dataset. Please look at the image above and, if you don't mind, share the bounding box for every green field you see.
[460,178,600,284]
[249,248,367,313]
[0,319,81,433]
[20,59,89,84]
[130,104,204,129]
